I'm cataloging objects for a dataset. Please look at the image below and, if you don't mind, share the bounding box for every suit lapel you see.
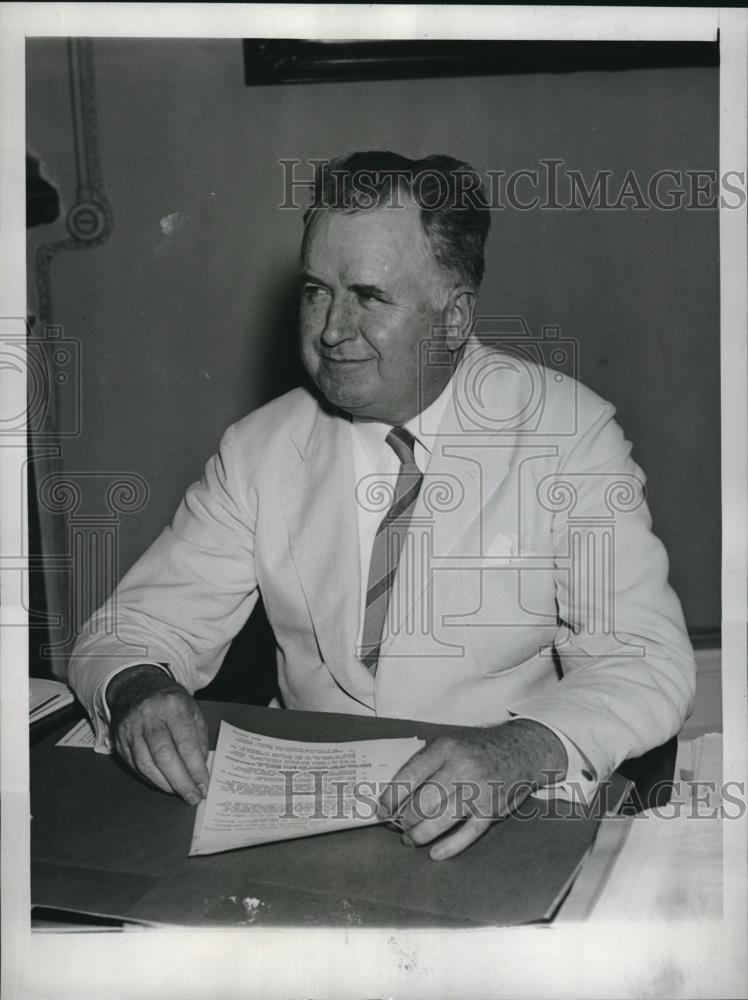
[280,404,374,707]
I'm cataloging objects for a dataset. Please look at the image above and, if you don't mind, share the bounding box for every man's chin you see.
[313,371,373,416]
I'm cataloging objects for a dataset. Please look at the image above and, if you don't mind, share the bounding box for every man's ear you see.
[442,289,476,350]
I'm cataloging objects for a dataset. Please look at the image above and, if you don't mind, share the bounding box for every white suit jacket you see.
[69,340,696,781]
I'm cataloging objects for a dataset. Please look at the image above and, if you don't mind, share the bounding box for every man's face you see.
[299,203,452,424]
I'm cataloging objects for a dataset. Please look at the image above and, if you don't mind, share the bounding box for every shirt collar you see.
[351,415,391,469]
[350,371,454,464]
[403,376,453,457]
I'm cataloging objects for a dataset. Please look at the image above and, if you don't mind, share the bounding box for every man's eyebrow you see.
[299,270,328,286]
[348,282,390,300]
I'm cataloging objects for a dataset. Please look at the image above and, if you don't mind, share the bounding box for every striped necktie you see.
[359,426,424,674]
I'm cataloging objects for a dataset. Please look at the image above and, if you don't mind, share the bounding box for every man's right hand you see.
[106,664,210,805]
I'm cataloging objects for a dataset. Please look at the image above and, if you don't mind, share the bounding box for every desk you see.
[31,701,624,928]
[557,732,724,921]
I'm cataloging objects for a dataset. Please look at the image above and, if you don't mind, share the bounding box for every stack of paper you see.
[558,733,724,921]
[30,678,74,724]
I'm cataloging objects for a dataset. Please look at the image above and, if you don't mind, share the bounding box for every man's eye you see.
[302,284,327,299]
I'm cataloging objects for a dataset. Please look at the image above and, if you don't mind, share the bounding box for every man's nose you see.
[320,298,354,348]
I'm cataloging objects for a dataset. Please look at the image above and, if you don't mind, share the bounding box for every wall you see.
[26,38,720,674]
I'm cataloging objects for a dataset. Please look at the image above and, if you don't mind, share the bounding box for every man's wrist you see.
[502,718,569,786]
[105,663,175,715]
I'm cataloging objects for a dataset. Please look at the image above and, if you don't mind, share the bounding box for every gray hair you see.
[302,150,491,291]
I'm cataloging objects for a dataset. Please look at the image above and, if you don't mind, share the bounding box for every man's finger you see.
[114,733,137,776]
[428,815,492,861]
[378,738,455,817]
[192,703,210,759]
[116,725,172,794]
[129,734,176,795]
[142,724,204,804]
[166,712,210,794]
[402,796,460,847]
[395,764,456,833]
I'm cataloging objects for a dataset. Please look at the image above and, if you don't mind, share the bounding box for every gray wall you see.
[26,38,720,644]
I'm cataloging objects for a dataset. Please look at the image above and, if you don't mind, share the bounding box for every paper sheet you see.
[557,733,724,921]
[190,721,424,856]
[30,678,74,723]
[56,718,96,748]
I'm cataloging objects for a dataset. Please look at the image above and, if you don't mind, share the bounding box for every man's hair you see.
[302,150,491,292]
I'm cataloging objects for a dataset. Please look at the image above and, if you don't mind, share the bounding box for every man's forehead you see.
[302,203,428,271]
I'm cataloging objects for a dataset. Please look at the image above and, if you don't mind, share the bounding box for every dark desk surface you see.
[31,701,623,928]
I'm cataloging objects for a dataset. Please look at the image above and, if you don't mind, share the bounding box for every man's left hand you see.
[377,719,568,860]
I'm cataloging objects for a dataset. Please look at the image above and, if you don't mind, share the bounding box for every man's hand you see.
[378,719,568,861]
[106,664,210,805]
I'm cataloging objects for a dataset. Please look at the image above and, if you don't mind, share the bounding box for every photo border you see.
[1,5,745,999]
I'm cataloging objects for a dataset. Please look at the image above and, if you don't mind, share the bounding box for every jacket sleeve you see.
[507,396,696,781]
[67,422,260,750]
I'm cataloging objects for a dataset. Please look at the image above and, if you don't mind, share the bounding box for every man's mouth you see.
[320,355,374,365]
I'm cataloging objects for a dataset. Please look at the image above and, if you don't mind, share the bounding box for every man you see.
[69,151,696,860]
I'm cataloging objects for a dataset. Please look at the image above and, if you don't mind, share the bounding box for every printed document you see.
[190,721,424,856]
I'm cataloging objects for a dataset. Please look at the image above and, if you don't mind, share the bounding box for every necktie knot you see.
[386,426,417,467]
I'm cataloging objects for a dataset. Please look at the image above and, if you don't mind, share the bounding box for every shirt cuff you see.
[90,661,173,755]
[507,714,598,803]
